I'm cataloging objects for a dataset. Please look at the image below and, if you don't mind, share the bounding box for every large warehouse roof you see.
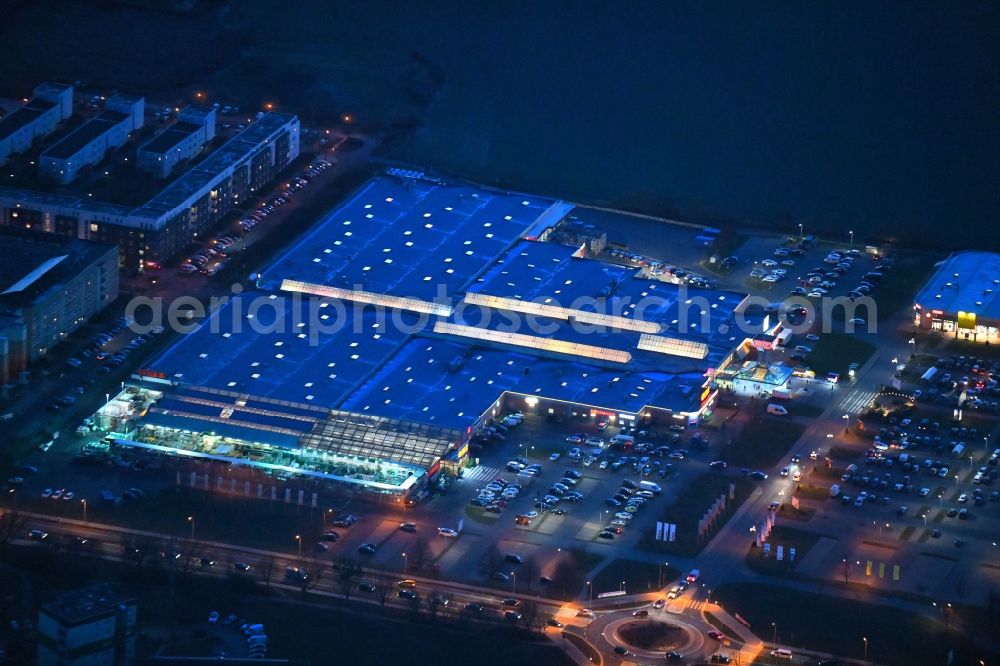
[146,173,746,442]
[915,251,1000,322]
[259,176,554,299]
[340,337,708,429]
[148,292,415,406]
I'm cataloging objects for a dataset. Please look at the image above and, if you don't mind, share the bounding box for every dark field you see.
[714,582,998,666]
[1,1,997,249]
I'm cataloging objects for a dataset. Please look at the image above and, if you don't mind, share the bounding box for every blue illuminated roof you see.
[341,338,709,429]
[147,175,750,434]
[914,251,1000,322]
[260,176,553,299]
[148,290,413,406]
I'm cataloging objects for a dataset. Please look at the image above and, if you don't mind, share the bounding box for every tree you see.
[335,555,362,599]
[424,594,441,621]
[0,509,27,550]
[258,558,276,588]
[374,580,392,607]
[411,536,431,573]
[521,556,540,591]
[480,542,502,577]
[520,600,540,633]
[549,547,589,600]
[179,539,202,575]
[298,563,321,595]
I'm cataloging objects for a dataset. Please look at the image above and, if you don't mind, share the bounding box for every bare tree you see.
[179,539,202,575]
[521,600,540,633]
[549,558,585,600]
[411,536,431,572]
[375,580,392,607]
[408,591,421,616]
[298,563,322,595]
[0,509,27,549]
[480,542,502,577]
[522,556,540,591]
[335,555,363,600]
[258,558,276,588]
[129,537,154,567]
[425,594,441,621]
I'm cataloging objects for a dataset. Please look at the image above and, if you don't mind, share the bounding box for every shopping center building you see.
[913,251,1000,344]
[106,171,767,497]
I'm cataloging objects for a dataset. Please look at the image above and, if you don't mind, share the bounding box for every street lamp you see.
[659,561,669,588]
[512,571,517,593]
[771,622,777,645]
[324,508,332,528]
[798,223,804,239]
[620,580,626,593]
[294,534,302,557]
[587,580,593,605]
[81,498,87,522]
[863,636,868,664]
[187,516,194,540]
[849,230,854,247]
[401,552,407,574]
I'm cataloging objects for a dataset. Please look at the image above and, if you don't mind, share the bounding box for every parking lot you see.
[734,234,893,314]
[266,412,758,595]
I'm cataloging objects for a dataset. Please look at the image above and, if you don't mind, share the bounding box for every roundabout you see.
[616,620,688,652]
[599,610,706,661]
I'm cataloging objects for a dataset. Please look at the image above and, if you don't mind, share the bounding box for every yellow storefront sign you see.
[957,311,977,330]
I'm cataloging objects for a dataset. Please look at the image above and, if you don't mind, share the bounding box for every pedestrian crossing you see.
[839,389,878,415]
[461,465,500,483]
[665,597,710,613]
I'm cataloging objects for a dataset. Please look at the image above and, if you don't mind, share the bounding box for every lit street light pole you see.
[771,622,777,645]
[295,534,302,558]
[401,552,407,574]
[587,580,592,605]
[849,230,854,247]
[863,636,868,664]
[187,516,194,540]
[81,498,87,522]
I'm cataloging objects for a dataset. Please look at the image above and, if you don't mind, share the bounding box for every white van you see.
[770,648,793,660]
[638,480,662,495]
[766,404,788,416]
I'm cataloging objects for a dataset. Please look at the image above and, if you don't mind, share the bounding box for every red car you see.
[707,630,725,641]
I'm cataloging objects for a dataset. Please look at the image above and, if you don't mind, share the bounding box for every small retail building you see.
[913,251,1000,343]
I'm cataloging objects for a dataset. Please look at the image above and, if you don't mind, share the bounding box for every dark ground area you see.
[714,582,998,666]
[0,544,572,666]
[0,0,997,250]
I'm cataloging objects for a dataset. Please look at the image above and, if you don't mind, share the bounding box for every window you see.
[637,334,709,360]
[90,223,99,233]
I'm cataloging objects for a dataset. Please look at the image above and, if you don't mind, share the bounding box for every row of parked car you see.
[598,478,660,540]
[605,248,718,289]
